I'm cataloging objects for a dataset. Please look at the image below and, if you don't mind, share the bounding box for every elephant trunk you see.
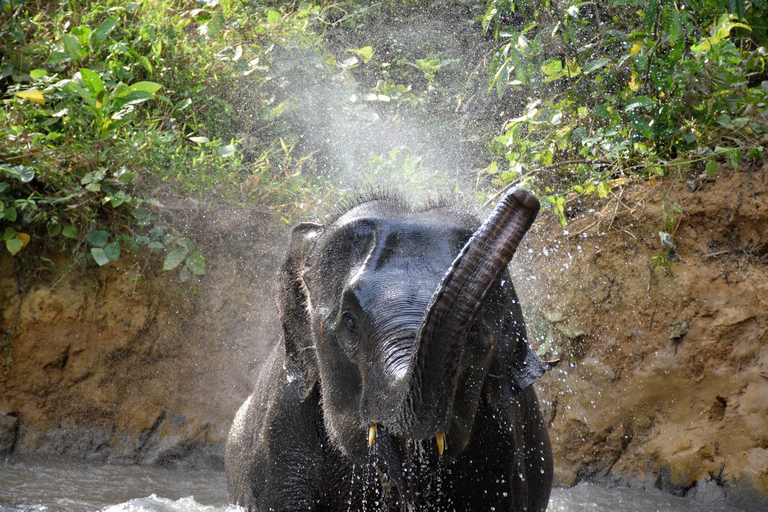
[393,188,540,439]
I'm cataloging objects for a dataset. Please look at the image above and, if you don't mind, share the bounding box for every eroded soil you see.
[511,162,768,509]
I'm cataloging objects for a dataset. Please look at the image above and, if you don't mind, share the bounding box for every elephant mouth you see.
[369,423,444,455]
[367,425,444,506]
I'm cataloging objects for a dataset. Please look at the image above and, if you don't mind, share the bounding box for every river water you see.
[0,457,742,511]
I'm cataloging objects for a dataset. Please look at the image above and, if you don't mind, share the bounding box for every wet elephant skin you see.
[226,189,553,511]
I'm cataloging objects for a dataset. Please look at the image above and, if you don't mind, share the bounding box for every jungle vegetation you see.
[1,0,766,277]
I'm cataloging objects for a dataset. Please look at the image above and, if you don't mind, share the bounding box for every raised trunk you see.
[396,188,540,438]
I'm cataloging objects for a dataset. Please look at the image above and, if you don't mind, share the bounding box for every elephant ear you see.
[485,280,552,415]
[273,222,324,401]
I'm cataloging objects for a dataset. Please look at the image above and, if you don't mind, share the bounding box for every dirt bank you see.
[0,206,284,467]
[511,162,768,509]
[1,164,767,509]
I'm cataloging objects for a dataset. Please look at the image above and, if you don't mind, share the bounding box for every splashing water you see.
[0,457,744,511]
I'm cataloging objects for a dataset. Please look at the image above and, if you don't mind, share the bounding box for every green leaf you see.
[48,51,70,64]
[6,237,23,256]
[111,90,154,110]
[62,34,82,61]
[30,69,48,79]
[129,81,162,94]
[178,266,191,282]
[79,68,105,95]
[216,144,236,158]
[163,248,188,270]
[147,241,164,249]
[3,207,17,222]
[540,59,563,76]
[103,241,121,261]
[624,96,654,112]
[86,230,109,247]
[646,0,659,33]
[3,227,16,241]
[91,15,119,46]
[149,225,164,239]
[48,223,62,237]
[267,9,281,23]
[135,235,150,245]
[3,165,36,183]
[582,58,610,74]
[62,225,78,239]
[347,46,374,64]
[185,251,206,275]
[91,247,110,266]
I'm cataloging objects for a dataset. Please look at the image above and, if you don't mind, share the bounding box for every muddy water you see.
[0,458,743,512]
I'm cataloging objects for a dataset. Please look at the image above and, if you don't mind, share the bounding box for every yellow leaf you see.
[630,41,643,55]
[16,88,45,105]
[17,233,31,247]
[608,178,629,187]
[628,72,639,92]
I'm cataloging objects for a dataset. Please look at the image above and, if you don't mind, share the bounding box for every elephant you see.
[226,188,553,511]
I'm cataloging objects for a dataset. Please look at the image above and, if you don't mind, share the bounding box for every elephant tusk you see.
[368,424,377,447]
[436,432,445,455]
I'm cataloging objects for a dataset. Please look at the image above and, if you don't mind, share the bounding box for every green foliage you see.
[0,0,327,274]
[2,0,766,284]
[527,307,586,364]
[482,0,768,216]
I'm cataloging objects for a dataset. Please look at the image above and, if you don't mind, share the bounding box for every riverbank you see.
[2,165,767,510]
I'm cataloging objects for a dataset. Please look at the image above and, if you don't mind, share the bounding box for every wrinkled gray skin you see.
[226,188,553,511]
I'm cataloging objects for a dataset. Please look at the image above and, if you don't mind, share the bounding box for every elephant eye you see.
[342,312,357,333]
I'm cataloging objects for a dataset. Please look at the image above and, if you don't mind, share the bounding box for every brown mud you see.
[511,162,768,509]
[1,162,767,509]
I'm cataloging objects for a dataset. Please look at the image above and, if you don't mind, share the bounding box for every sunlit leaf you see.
[79,68,105,94]
[347,46,374,64]
[6,238,23,256]
[130,81,162,94]
[540,59,563,76]
[3,165,36,182]
[91,247,110,266]
[267,9,281,23]
[15,89,45,105]
[216,144,236,158]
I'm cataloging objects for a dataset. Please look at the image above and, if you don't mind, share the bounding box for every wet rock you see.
[0,412,19,454]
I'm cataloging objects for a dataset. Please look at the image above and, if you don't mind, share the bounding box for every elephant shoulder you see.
[226,342,327,509]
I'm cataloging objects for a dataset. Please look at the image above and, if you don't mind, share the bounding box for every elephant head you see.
[273,188,547,500]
